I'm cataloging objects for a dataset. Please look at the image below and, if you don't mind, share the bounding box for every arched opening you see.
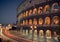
[18,13,23,19]
[51,3,59,12]
[29,19,33,25]
[34,30,37,35]
[44,5,50,13]
[24,12,26,17]
[33,8,37,14]
[38,7,43,14]
[26,29,28,36]
[23,30,25,35]
[53,16,59,25]
[29,9,32,15]
[54,32,58,41]
[54,32,57,37]
[25,11,29,17]
[39,18,43,25]
[46,30,51,38]
[29,30,32,39]
[25,20,28,25]
[23,20,25,25]
[34,30,37,40]
[45,17,50,25]
[33,19,37,25]
[39,30,44,37]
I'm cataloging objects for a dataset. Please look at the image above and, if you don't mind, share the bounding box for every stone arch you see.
[26,29,29,35]
[25,11,29,17]
[51,3,59,12]
[45,17,50,25]
[33,18,37,25]
[46,30,51,37]
[29,9,33,15]
[39,30,44,36]
[18,13,23,19]
[23,20,25,25]
[33,8,37,14]
[24,12,26,17]
[34,30,37,35]
[38,7,43,14]
[44,5,50,13]
[53,16,59,25]
[29,19,33,25]
[25,20,28,25]
[34,30,37,40]
[38,18,43,25]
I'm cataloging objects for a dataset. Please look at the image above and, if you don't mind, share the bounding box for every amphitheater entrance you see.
[46,30,51,39]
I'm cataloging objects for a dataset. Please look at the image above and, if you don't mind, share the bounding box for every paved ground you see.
[1,28,60,42]
[0,28,16,42]
[9,30,59,42]
[2,29,32,42]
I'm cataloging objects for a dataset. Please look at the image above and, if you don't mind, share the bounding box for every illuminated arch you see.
[25,11,29,17]
[39,18,43,25]
[33,8,37,14]
[26,30,28,35]
[53,16,59,25]
[45,17,50,25]
[29,19,32,25]
[29,9,32,15]
[34,30,37,35]
[44,5,50,13]
[24,12,26,17]
[25,20,28,25]
[39,30,44,36]
[33,18,37,25]
[18,13,23,19]
[46,30,51,37]
[23,20,25,25]
[52,3,59,12]
[38,7,43,14]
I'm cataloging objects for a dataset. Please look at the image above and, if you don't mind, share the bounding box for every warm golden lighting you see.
[18,13,23,19]
[38,7,43,14]
[23,20,25,25]
[44,5,50,13]
[24,12,26,17]
[26,11,29,17]
[30,26,33,30]
[45,17,50,25]
[34,26,37,28]
[25,20,28,25]
[30,26,33,28]
[53,16,59,24]
[33,19,37,25]
[39,18,43,25]
[29,19,32,25]
[33,8,37,14]
[29,9,32,15]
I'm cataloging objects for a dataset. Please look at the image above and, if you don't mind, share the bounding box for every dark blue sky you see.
[0,0,23,25]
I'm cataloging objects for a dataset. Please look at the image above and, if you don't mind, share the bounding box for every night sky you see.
[0,0,23,25]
